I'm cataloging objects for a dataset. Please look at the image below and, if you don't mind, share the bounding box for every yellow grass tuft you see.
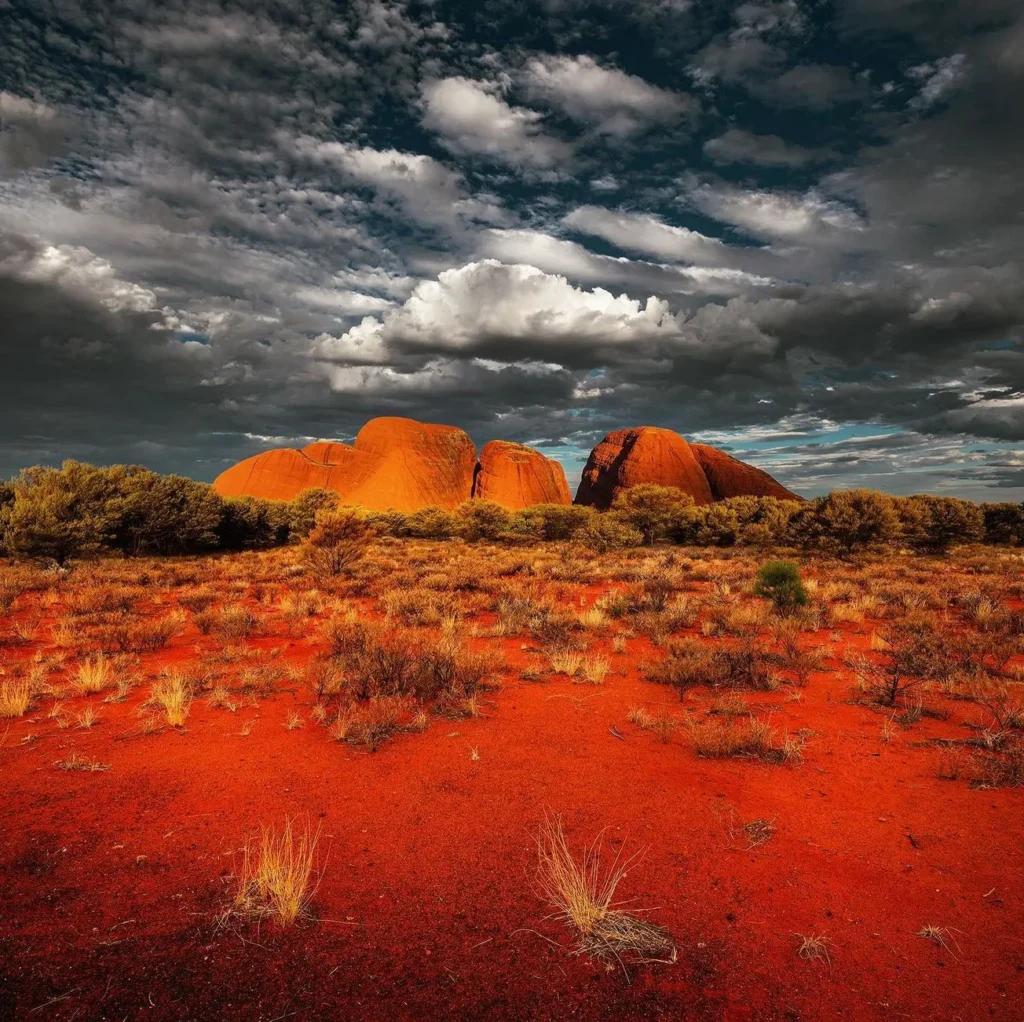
[535,816,676,970]
[228,818,323,926]
[149,671,192,726]
[0,679,33,718]
[74,654,111,696]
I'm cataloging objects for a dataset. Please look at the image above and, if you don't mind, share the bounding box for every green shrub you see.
[790,489,899,555]
[981,503,1024,546]
[303,507,373,582]
[289,488,340,538]
[896,495,984,552]
[752,560,809,614]
[577,514,644,552]
[609,484,695,545]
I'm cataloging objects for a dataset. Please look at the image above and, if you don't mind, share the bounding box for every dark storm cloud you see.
[0,0,1022,497]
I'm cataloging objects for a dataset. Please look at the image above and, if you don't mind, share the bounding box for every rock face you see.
[575,427,715,509]
[691,444,800,502]
[575,426,799,508]
[214,417,800,512]
[213,416,477,511]
[473,441,572,509]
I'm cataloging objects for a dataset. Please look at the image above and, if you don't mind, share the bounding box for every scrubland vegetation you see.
[2,467,1023,1018]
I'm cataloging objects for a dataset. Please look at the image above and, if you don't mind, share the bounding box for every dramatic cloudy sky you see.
[1,0,1022,498]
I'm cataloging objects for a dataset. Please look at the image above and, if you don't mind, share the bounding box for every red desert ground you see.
[1,419,1022,1022]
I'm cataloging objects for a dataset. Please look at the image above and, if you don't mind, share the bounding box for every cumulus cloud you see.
[324,260,683,363]
[421,77,572,169]
[525,55,695,135]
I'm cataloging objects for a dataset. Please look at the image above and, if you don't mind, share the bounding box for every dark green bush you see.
[752,560,809,614]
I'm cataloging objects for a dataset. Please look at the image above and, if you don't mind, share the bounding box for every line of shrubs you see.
[2,461,1023,564]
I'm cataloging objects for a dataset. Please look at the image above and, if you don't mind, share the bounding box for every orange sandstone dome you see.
[213,416,477,511]
[575,426,714,509]
[574,426,798,509]
[690,443,801,502]
[214,417,799,512]
[474,441,571,508]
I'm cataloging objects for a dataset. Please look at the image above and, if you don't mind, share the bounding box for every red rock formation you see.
[690,444,801,502]
[213,417,476,510]
[474,441,571,508]
[575,426,714,509]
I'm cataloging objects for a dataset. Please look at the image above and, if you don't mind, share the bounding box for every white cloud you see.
[421,77,571,169]
[326,260,684,356]
[525,55,693,135]
[687,182,866,244]
[908,53,969,110]
[285,135,506,228]
[562,206,729,264]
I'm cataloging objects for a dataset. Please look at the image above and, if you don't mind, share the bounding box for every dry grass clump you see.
[647,637,779,695]
[688,717,803,764]
[796,933,833,965]
[96,613,183,654]
[54,752,110,772]
[225,818,323,926]
[324,619,493,713]
[0,678,33,718]
[549,649,585,677]
[535,816,676,969]
[330,695,425,751]
[627,706,677,743]
[147,669,193,726]
[74,653,111,695]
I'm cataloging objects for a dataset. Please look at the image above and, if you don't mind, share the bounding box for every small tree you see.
[5,461,121,565]
[897,495,984,553]
[792,489,899,555]
[981,502,1024,546]
[289,488,340,539]
[752,561,809,614]
[610,484,696,546]
[303,507,372,582]
[577,515,644,553]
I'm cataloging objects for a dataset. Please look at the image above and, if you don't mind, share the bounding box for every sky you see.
[0,0,1022,500]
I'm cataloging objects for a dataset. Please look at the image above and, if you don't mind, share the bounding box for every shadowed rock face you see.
[575,427,715,509]
[690,444,801,502]
[473,441,571,509]
[213,417,477,511]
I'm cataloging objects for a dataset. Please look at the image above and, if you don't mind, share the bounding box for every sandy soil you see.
[2,571,1022,1021]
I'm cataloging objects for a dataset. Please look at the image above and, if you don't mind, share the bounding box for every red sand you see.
[2,595,1023,1021]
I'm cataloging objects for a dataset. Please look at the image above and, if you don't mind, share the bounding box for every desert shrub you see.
[518,504,596,542]
[790,489,899,555]
[331,696,414,750]
[107,471,223,555]
[688,503,741,547]
[405,506,460,539]
[896,495,985,552]
[324,620,491,709]
[456,500,512,542]
[4,461,123,564]
[981,503,1024,546]
[688,717,799,763]
[858,626,939,706]
[303,508,373,582]
[732,497,802,547]
[216,496,292,551]
[288,488,340,538]
[609,484,696,546]
[577,515,644,553]
[753,561,809,614]
[647,637,776,694]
